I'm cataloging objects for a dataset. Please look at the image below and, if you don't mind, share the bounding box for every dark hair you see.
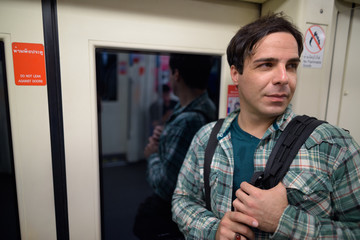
[227,12,303,74]
[169,53,213,89]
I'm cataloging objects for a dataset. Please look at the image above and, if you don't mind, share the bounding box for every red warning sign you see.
[227,85,240,115]
[12,42,47,86]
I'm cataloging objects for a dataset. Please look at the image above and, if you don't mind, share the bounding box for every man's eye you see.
[287,63,299,70]
[259,63,273,68]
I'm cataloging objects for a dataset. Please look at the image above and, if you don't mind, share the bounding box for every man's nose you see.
[273,65,288,85]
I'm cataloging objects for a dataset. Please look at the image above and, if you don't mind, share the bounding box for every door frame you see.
[326,3,353,125]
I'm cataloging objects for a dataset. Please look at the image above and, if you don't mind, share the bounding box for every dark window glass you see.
[0,41,21,240]
[95,49,221,239]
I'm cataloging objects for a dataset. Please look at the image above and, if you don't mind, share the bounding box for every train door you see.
[55,0,259,239]
[337,6,360,143]
[0,0,57,239]
[327,3,360,143]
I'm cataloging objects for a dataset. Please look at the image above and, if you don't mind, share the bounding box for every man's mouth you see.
[266,93,288,102]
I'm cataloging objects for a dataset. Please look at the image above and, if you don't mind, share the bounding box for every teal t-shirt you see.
[230,115,260,200]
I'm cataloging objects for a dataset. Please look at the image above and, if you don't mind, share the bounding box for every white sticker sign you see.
[302,25,326,68]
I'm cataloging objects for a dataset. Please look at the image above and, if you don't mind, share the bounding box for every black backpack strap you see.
[204,118,224,211]
[251,115,326,189]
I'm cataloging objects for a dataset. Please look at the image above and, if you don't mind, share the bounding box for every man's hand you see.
[233,182,288,233]
[144,125,164,158]
[152,125,163,140]
[215,211,258,240]
[144,136,159,158]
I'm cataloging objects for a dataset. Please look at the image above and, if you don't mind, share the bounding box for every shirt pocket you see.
[209,171,231,216]
[284,171,333,218]
[209,172,219,208]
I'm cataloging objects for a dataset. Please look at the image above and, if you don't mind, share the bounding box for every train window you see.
[95,49,221,239]
[0,41,21,240]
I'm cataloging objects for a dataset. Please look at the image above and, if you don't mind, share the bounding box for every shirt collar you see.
[221,105,295,140]
[263,105,295,139]
[168,92,210,120]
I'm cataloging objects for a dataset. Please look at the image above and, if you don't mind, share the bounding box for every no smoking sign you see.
[303,25,326,68]
[305,25,325,54]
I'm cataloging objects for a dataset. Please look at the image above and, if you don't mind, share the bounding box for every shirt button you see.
[304,186,310,192]
[303,195,309,201]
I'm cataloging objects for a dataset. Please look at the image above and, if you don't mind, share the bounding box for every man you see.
[134,53,217,239]
[172,13,360,239]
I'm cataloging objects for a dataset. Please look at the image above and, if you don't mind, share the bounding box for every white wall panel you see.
[338,7,360,143]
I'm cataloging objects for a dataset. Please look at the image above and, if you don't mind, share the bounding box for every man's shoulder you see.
[193,114,235,145]
[175,110,208,124]
[308,121,357,147]
[195,121,218,139]
[281,110,353,144]
[177,106,216,125]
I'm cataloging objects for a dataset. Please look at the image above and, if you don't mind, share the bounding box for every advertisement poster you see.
[227,85,240,115]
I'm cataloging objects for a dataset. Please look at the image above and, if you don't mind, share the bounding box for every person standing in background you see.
[134,53,217,240]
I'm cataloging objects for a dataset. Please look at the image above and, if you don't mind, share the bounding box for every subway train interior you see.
[0,0,359,239]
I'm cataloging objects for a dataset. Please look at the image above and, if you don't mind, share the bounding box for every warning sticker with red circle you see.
[302,25,326,68]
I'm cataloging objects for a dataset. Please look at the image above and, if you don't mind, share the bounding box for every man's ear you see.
[230,65,240,86]
[173,69,180,80]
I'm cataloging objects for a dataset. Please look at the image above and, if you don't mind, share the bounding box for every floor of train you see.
[102,159,153,240]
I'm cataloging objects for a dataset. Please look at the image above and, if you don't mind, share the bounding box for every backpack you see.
[204,115,326,211]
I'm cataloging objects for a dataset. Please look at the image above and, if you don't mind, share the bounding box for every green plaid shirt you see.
[147,92,217,201]
[172,107,360,239]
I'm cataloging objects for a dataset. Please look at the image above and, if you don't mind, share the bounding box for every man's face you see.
[231,32,300,120]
